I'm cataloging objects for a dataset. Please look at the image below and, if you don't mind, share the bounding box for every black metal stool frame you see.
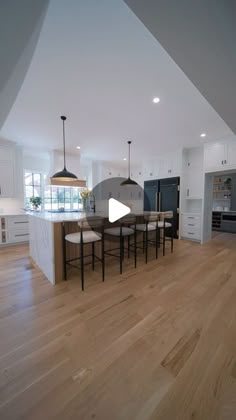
[104,220,137,275]
[63,221,105,291]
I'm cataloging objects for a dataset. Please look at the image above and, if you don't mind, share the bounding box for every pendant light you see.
[52,116,78,181]
[120,140,138,186]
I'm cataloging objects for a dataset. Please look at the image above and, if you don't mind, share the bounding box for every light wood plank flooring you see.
[0,233,236,419]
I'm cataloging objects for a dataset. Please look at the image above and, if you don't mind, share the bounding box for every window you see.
[24,172,43,208]
[44,186,83,211]
[24,171,84,211]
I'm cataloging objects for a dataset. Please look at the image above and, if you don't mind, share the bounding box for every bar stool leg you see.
[128,236,130,258]
[92,242,95,271]
[134,230,137,268]
[171,221,174,253]
[143,231,145,253]
[63,224,67,281]
[145,229,148,264]
[122,238,125,261]
[163,228,165,256]
[80,242,84,291]
[155,227,158,259]
[120,235,123,274]
[102,235,105,281]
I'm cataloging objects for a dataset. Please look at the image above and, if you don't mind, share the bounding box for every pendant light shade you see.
[120,140,138,186]
[51,116,78,181]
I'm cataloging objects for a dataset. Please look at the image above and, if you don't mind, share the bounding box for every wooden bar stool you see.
[104,214,136,274]
[63,216,105,291]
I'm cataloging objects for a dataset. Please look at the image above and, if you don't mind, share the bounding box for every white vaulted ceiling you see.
[124,0,236,135]
[0,0,233,162]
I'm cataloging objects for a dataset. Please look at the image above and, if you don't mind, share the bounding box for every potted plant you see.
[80,189,90,211]
[30,196,42,211]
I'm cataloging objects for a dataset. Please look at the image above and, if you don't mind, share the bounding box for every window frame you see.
[24,170,45,209]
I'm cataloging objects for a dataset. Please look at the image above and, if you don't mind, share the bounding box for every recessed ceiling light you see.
[76,146,81,149]
[200,133,206,138]
[153,97,160,104]
[123,158,127,161]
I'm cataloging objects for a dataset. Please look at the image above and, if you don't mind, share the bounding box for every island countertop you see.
[27,210,155,223]
[27,210,107,223]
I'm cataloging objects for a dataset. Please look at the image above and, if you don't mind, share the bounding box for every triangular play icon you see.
[108,198,131,223]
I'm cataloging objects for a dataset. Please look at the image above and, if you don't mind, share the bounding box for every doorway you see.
[202,171,236,243]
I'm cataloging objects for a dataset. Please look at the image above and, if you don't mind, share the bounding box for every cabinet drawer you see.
[182,219,201,229]
[182,215,201,222]
[7,231,29,243]
[7,216,29,229]
[181,227,201,240]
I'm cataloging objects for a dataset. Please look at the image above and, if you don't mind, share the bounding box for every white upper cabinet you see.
[142,160,158,180]
[204,138,236,172]
[204,143,226,171]
[225,141,236,167]
[0,163,14,197]
[159,153,181,179]
[143,152,181,181]
[184,148,203,199]
[0,144,15,197]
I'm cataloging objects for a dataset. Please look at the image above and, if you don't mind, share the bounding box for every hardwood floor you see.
[0,233,236,419]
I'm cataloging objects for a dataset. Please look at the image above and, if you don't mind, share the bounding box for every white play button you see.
[108,198,131,223]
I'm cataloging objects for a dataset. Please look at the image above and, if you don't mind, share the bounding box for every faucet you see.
[90,194,96,213]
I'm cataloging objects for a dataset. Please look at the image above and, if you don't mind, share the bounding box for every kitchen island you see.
[29,211,108,284]
[29,210,154,284]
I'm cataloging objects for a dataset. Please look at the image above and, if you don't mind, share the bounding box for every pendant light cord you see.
[128,140,131,178]
[61,116,67,170]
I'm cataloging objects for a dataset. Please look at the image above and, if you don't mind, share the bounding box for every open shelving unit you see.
[213,176,232,207]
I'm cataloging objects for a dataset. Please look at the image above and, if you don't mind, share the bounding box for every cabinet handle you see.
[187,188,189,197]
[221,160,224,165]
[188,232,194,235]
[155,192,158,211]
[224,160,227,164]
[0,186,1,195]
[188,223,194,226]
[14,221,29,224]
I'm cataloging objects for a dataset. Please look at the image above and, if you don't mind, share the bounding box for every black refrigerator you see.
[144,177,180,238]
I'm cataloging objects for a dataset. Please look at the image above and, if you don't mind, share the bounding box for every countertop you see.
[27,210,101,223]
[0,212,28,217]
[212,210,236,213]
[27,210,155,223]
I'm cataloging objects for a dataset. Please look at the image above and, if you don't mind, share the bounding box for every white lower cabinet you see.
[181,214,201,241]
[7,230,29,243]
[0,215,29,245]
